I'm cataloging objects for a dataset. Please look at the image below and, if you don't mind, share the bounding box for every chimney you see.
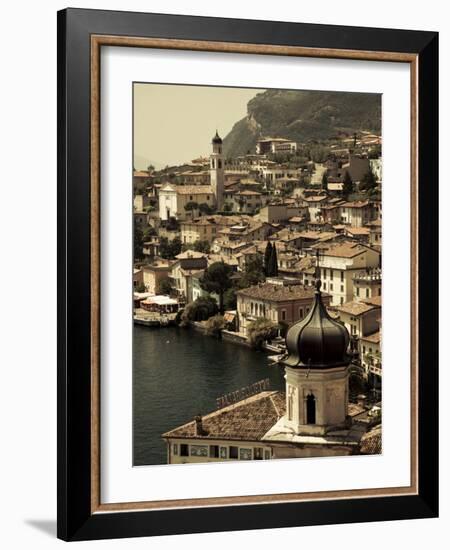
[194,415,205,436]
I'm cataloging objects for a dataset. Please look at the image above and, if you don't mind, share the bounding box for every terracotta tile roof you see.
[303,195,328,202]
[237,283,318,302]
[234,190,262,196]
[176,250,208,260]
[322,241,371,258]
[345,227,371,235]
[361,331,381,344]
[176,185,213,195]
[336,300,380,316]
[163,391,286,441]
[359,424,382,454]
[341,200,370,208]
[362,295,382,307]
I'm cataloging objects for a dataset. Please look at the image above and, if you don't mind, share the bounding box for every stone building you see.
[236,281,330,337]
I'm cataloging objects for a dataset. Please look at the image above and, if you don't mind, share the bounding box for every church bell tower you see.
[210,130,224,210]
[281,261,351,436]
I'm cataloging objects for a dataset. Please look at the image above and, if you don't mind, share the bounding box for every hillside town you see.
[133,127,382,463]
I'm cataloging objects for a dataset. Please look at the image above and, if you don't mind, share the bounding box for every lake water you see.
[133,325,285,466]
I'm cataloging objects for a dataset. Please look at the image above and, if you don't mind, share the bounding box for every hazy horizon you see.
[133,83,263,169]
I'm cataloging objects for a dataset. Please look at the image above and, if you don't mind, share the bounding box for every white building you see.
[319,242,381,305]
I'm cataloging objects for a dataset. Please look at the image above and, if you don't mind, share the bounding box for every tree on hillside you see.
[360,168,377,192]
[198,202,214,215]
[159,236,182,259]
[134,224,144,260]
[342,170,354,198]
[184,201,199,214]
[223,287,237,310]
[239,256,265,289]
[193,240,211,254]
[200,262,232,314]
[267,243,279,277]
[321,171,328,191]
[264,242,273,275]
[157,277,173,296]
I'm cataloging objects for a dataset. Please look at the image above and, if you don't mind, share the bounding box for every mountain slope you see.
[223,89,381,157]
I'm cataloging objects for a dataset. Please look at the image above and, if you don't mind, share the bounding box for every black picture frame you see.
[57,8,438,541]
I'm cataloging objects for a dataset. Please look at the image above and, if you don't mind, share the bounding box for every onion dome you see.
[212,130,222,144]
[283,279,350,369]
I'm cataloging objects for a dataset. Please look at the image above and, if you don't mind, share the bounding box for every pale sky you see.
[133,83,263,169]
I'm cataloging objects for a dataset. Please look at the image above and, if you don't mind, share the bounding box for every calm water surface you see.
[133,325,285,466]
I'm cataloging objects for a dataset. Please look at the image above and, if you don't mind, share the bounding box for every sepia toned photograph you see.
[132,83,383,467]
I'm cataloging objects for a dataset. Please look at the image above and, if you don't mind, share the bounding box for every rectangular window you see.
[299,308,303,318]
[239,448,253,460]
[323,282,327,290]
[357,287,360,296]
[254,448,263,460]
[180,444,189,457]
[366,288,370,298]
[209,445,219,458]
[281,310,286,321]
[330,269,334,279]
[341,285,344,293]
[264,450,271,460]
[330,283,334,291]
[173,444,178,456]
[340,297,344,305]
[341,271,344,281]
[190,445,208,457]
[229,446,239,459]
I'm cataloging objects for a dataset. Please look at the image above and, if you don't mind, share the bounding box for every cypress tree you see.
[264,241,273,275]
[269,243,279,277]
[342,170,354,198]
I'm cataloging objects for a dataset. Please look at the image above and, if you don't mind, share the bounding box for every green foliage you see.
[143,227,157,240]
[342,170,354,198]
[200,262,232,314]
[264,242,273,276]
[165,217,179,231]
[198,202,214,215]
[159,236,182,259]
[193,240,211,254]
[157,277,173,296]
[135,282,146,293]
[239,256,265,289]
[205,314,225,338]
[184,201,199,212]
[223,287,237,310]
[223,89,381,158]
[134,224,144,260]
[179,296,219,326]
[223,202,233,212]
[266,243,279,277]
[247,318,278,350]
[359,169,377,192]
[321,171,328,191]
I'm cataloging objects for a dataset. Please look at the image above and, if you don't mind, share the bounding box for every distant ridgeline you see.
[223,89,381,158]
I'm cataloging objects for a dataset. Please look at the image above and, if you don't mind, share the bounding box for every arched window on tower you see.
[211,159,215,169]
[306,393,316,424]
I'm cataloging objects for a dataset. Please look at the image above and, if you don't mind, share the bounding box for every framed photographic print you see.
[57,8,439,541]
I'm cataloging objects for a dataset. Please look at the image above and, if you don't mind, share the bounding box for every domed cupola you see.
[283,279,350,369]
[212,130,222,144]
